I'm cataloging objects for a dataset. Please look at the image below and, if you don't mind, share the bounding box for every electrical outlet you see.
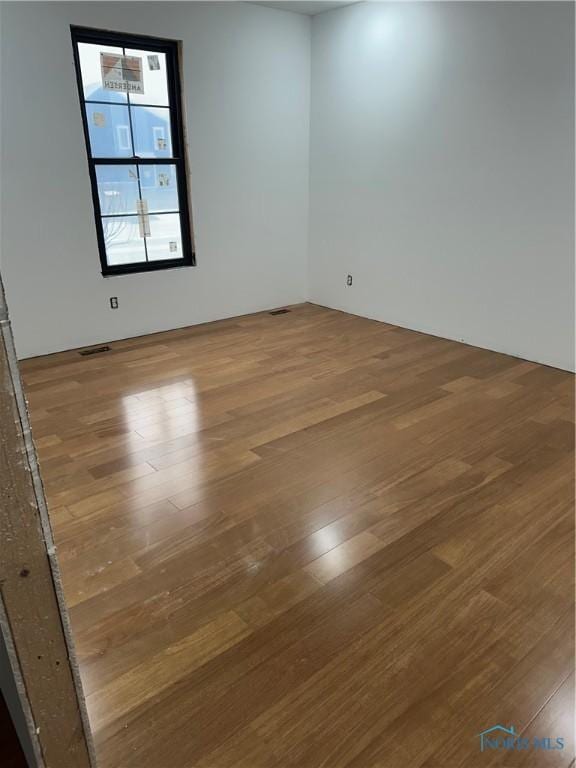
[110,297,118,309]
[346,274,353,286]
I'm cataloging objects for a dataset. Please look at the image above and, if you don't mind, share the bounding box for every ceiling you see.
[251,1,359,16]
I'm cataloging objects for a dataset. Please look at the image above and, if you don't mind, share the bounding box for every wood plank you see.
[19,303,574,768]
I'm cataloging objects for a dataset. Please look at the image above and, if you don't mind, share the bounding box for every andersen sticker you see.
[100,53,144,94]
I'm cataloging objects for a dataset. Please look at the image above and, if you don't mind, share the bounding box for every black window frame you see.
[71,26,196,277]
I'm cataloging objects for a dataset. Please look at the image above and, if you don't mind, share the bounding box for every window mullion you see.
[91,157,181,164]
[122,46,149,263]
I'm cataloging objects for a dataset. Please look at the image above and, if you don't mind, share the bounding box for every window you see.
[71,27,195,276]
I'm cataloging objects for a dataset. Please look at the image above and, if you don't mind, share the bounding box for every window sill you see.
[102,258,196,278]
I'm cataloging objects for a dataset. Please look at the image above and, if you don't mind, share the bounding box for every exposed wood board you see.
[0,272,95,768]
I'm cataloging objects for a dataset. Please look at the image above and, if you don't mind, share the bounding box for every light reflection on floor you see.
[119,379,207,505]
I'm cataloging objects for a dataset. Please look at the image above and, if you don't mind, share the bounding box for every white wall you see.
[0,1,310,358]
[2,2,573,370]
[309,1,575,371]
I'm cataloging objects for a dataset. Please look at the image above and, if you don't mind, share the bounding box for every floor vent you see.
[79,345,111,356]
[269,308,291,316]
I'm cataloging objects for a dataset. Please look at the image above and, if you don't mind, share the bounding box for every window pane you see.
[78,43,127,104]
[131,106,172,158]
[146,213,182,261]
[86,103,133,158]
[96,165,140,215]
[102,215,146,265]
[125,49,169,107]
[138,164,179,212]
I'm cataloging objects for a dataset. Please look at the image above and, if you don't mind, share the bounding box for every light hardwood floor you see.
[21,303,574,768]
